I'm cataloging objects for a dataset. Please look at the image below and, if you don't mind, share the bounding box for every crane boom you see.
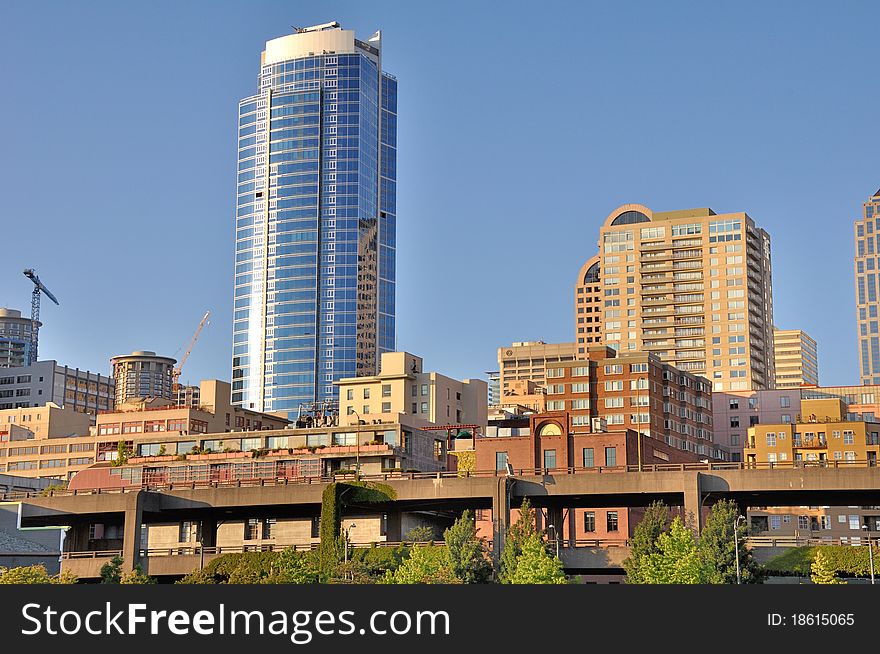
[172,311,211,386]
[22,268,60,364]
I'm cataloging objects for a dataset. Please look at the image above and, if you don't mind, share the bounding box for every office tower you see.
[232,22,397,414]
[110,351,176,406]
[855,188,880,385]
[574,255,602,352]
[0,308,38,368]
[592,203,774,392]
[773,328,818,389]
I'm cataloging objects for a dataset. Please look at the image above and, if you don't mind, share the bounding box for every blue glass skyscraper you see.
[232,23,396,413]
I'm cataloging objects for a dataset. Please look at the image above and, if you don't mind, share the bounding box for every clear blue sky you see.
[0,1,877,387]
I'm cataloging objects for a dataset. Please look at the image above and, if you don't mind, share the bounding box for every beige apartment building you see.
[497,341,577,399]
[854,188,880,385]
[773,328,818,389]
[744,397,880,540]
[583,204,774,393]
[337,352,487,430]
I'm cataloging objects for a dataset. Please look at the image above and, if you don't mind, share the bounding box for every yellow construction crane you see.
[172,310,211,389]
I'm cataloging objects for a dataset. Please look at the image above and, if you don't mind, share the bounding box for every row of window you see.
[494,447,617,471]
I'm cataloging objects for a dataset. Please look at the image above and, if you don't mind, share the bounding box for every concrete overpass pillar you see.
[492,477,510,563]
[683,472,703,534]
[121,491,145,573]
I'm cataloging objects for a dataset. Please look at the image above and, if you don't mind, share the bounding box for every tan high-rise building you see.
[588,204,774,392]
[497,341,577,400]
[773,328,818,389]
[854,188,880,385]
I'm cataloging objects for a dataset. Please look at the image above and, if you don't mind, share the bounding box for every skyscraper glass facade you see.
[854,188,880,385]
[232,25,396,413]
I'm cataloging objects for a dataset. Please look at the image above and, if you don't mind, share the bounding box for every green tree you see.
[698,499,764,584]
[637,517,711,584]
[268,548,320,584]
[0,565,77,584]
[499,499,537,583]
[622,501,669,583]
[120,564,156,584]
[508,533,567,584]
[811,549,846,584]
[403,525,435,543]
[444,510,492,583]
[384,545,460,584]
[100,555,124,584]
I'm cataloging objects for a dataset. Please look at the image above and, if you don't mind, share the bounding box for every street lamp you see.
[342,523,357,564]
[862,524,875,584]
[734,515,747,585]
[547,524,560,559]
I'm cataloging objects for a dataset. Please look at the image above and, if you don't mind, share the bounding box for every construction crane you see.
[172,310,211,389]
[22,268,60,364]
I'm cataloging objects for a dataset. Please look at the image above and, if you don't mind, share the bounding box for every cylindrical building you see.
[110,351,176,407]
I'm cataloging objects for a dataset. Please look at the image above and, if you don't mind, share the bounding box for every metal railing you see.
[59,537,631,561]
[4,459,880,500]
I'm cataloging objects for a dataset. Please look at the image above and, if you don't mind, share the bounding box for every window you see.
[420,384,429,396]
[420,401,428,414]
[381,402,391,412]
[178,521,198,543]
[607,511,619,532]
[605,447,617,467]
[346,389,354,400]
[262,518,276,540]
[766,433,776,447]
[850,515,860,530]
[604,365,623,374]
[844,431,855,444]
[244,518,260,540]
[362,388,370,399]
[583,448,594,468]
[780,396,790,408]
[495,451,508,472]
[311,517,320,539]
[798,516,809,530]
[543,449,557,469]
[584,512,596,532]
[770,516,781,530]
[605,381,623,391]
[382,384,391,397]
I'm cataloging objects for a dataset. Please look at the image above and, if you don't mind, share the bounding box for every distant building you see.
[0,360,114,418]
[486,371,500,406]
[574,255,602,354]
[110,351,176,407]
[745,397,880,540]
[0,403,93,479]
[0,475,64,573]
[576,204,775,392]
[0,380,289,482]
[497,341,577,399]
[854,187,880,384]
[336,352,487,430]
[0,308,38,368]
[773,328,818,388]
